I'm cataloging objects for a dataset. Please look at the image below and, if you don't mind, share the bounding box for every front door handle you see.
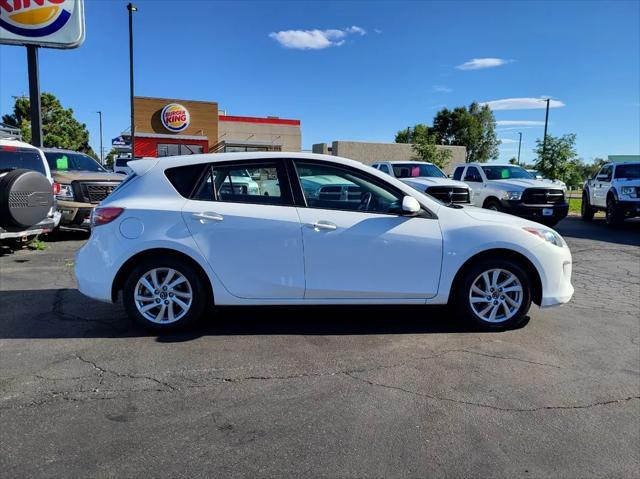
[306,220,337,231]
[192,212,224,222]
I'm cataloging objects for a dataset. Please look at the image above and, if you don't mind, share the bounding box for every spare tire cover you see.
[0,169,54,228]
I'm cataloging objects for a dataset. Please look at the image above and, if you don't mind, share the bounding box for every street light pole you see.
[127,3,137,159]
[96,111,103,165]
[517,132,522,165]
[541,98,550,159]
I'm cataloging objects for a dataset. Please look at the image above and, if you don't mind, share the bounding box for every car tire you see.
[605,197,624,226]
[581,192,594,221]
[453,258,532,331]
[484,199,502,212]
[123,256,208,332]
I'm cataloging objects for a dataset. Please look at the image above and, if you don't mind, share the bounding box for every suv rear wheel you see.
[581,192,594,221]
[484,198,502,212]
[123,256,208,332]
[454,259,532,331]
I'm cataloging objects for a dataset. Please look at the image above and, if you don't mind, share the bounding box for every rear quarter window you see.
[453,167,464,181]
[165,163,210,198]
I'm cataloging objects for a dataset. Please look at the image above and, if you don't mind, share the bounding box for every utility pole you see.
[127,3,137,158]
[517,132,522,165]
[96,111,103,165]
[27,46,42,148]
[541,98,550,159]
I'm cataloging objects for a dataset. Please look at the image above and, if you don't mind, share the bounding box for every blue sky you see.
[1,0,639,164]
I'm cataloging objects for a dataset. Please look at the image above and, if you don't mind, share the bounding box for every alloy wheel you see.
[468,268,523,323]
[134,268,193,324]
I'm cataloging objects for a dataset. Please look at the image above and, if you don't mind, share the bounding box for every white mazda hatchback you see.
[75,153,574,332]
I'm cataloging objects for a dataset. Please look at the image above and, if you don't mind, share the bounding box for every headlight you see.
[523,227,566,247]
[621,186,637,198]
[502,191,522,201]
[57,184,74,200]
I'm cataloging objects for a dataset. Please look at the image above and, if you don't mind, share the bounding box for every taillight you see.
[92,207,124,227]
[52,182,60,195]
[0,145,17,152]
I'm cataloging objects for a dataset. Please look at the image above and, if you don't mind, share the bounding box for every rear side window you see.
[453,166,464,181]
[378,164,391,174]
[0,146,47,175]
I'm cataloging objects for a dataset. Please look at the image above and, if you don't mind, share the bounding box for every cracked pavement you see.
[1,218,639,478]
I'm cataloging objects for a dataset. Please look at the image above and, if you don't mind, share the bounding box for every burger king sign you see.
[0,0,85,49]
[161,103,191,133]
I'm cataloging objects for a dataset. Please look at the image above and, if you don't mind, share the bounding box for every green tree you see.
[533,133,578,184]
[411,132,452,168]
[509,157,518,165]
[2,93,95,155]
[395,124,452,168]
[431,102,500,163]
[395,124,431,143]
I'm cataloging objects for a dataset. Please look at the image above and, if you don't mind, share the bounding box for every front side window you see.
[598,166,612,181]
[44,151,105,172]
[392,163,446,178]
[482,165,533,180]
[453,166,465,181]
[294,161,404,214]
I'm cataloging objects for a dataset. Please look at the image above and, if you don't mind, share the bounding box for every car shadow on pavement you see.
[556,216,640,247]
[0,288,529,341]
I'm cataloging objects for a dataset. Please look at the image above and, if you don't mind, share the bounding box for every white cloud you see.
[374,28,382,34]
[481,97,565,110]
[269,26,366,50]
[496,120,546,126]
[433,85,452,93]
[345,25,366,35]
[456,58,511,70]
[499,138,519,144]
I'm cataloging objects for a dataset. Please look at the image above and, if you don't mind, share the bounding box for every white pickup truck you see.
[371,161,472,204]
[452,163,569,226]
[581,161,640,226]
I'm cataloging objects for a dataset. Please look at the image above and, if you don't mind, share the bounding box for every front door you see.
[182,160,305,299]
[292,160,443,299]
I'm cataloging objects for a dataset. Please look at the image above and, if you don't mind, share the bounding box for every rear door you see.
[179,159,305,299]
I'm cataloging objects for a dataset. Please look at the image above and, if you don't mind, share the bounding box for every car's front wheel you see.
[123,256,208,332]
[454,259,532,331]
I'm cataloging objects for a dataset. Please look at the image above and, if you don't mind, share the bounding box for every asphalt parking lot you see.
[1,217,639,478]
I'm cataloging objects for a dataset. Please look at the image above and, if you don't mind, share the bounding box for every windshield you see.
[0,147,47,175]
[614,164,640,179]
[392,163,446,178]
[482,165,534,180]
[45,151,105,172]
[231,169,250,178]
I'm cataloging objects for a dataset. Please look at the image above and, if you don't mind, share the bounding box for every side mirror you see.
[402,196,421,215]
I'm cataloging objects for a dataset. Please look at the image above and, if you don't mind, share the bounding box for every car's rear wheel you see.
[454,259,532,331]
[581,192,594,221]
[123,256,207,332]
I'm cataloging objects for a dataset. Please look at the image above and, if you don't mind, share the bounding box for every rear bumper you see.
[0,217,56,239]
[501,201,569,221]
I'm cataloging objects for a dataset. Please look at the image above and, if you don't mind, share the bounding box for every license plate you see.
[542,208,553,216]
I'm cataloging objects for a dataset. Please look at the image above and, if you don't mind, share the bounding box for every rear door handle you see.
[306,220,337,231]
[192,212,224,222]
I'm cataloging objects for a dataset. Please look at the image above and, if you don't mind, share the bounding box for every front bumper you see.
[532,241,574,308]
[57,200,94,228]
[616,199,640,217]
[501,200,569,221]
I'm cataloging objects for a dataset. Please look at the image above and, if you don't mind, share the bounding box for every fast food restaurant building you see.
[130,96,301,158]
